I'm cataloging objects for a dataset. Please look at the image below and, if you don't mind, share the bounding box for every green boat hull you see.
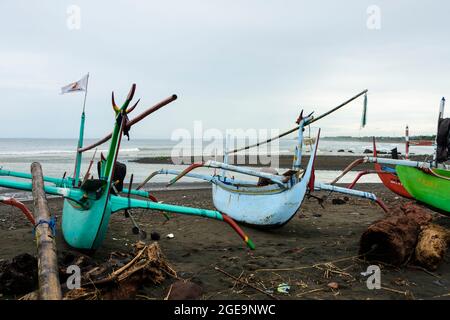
[396,166,450,213]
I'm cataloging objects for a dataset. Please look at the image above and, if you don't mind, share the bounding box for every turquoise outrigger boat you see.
[0,84,255,250]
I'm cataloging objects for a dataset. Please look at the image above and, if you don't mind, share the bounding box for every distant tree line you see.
[322,135,436,142]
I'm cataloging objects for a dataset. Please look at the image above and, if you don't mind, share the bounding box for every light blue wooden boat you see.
[142,94,388,227]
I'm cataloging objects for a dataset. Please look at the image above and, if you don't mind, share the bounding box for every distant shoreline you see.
[321,136,435,143]
[130,154,429,170]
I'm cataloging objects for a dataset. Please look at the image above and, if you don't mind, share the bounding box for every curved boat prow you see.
[372,137,412,198]
[330,137,412,199]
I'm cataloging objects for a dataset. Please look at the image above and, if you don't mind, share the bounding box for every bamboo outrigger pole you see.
[226,89,368,155]
[31,162,62,300]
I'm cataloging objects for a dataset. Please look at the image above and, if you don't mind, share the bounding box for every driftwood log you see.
[415,224,450,271]
[31,162,62,300]
[359,203,433,266]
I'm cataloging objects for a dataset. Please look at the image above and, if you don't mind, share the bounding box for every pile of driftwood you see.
[360,203,450,270]
[67,241,177,300]
[20,241,176,300]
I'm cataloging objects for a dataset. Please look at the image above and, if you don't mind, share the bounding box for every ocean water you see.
[0,138,435,200]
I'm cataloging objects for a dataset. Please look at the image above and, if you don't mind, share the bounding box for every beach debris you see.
[359,203,432,266]
[166,233,175,239]
[62,242,176,300]
[360,270,373,277]
[296,288,325,297]
[165,280,203,300]
[150,231,161,241]
[214,266,278,300]
[0,253,38,295]
[327,282,339,290]
[332,198,347,205]
[276,283,290,294]
[414,224,450,271]
[31,162,62,300]
[432,279,447,287]
[392,278,409,287]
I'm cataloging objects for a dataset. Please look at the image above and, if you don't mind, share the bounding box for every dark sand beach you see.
[1,182,449,300]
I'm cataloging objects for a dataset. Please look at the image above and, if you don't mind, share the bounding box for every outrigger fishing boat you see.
[332,97,450,214]
[139,90,388,227]
[0,84,255,250]
[340,127,412,198]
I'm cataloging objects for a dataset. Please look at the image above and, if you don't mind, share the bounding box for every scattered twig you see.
[255,254,363,273]
[431,292,450,299]
[214,267,279,300]
[355,258,402,271]
[296,288,324,297]
[314,265,353,278]
[136,294,155,300]
[164,284,173,300]
[111,246,146,277]
[231,270,245,291]
[407,265,441,279]
[381,286,409,296]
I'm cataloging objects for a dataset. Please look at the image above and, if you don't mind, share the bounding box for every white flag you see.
[61,74,89,94]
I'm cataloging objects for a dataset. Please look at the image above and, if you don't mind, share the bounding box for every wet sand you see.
[0,184,449,300]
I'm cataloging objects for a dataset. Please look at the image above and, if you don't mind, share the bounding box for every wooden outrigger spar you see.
[140,91,388,227]
[0,84,255,250]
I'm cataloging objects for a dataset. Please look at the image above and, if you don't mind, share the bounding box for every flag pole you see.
[73,73,89,186]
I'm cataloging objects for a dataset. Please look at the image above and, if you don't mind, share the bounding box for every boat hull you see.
[374,163,412,198]
[61,193,111,250]
[211,128,318,228]
[396,166,450,213]
[212,180,308,227]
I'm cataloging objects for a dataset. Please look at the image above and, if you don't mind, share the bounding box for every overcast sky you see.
[0,0,449,139]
